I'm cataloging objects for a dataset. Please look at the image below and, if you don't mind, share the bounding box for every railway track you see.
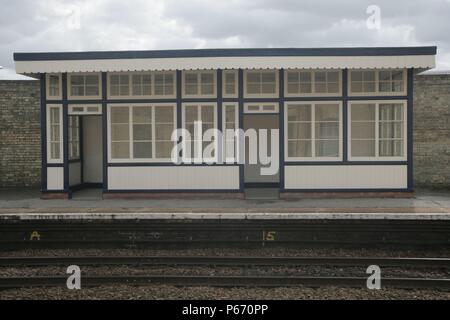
[1,275,449,289]
[1,256,450,268]
[0,256,449,290]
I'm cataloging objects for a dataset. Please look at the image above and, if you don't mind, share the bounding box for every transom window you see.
[47,74,61,98]
[108,72,175,98]
[109,104,176,161]
[68,116,80,160]
[286,70,340,96]
[223,70,238,97]
[350,69,406,95]
[183,71,216,97]
[286,102,342,160]
[182,104,217,161]
[69,74,100,98]
[349,101,406,159]
[244,70,278,97]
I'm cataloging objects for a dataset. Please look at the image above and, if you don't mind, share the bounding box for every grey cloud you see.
[0,0,449,69]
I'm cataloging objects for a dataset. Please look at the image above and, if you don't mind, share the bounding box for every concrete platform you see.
[0,187,450,220]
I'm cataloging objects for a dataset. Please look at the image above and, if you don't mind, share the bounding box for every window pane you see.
[392,71,403,81]
[155,124,173,140]
[315,72,326,82]
[49,76,60,96]
[363,82,376,92]
[299,72,311,82]
[261,72,275,83]
[316,104,339,121]
[363,71,375,81]
[328,83,339,93]
[111,107,129,123]
[155,141,173,158]
[316,140,339,157]
[185,106,197,122]
[111,85,120,96]
[224,72,236,95]
[51,125,60,141]
[119,85,129,96]
[71,86,84,96]
[288,140,311,157]
[379,140,403,157]
[379,71,391,81]
[328,72,339,82]
[351,71,363,81]
[112,142,129,158]
[351,82,362,93]
[155,107,174,123]
[201,73,214,84]
[201,106,214,123]
[351,122,375,139]
[247,84,260,94]
[300,83,312,93]
[287,83,298,94]
[351,104,375,121]
[51,143,60,159]
[288,105,311,121]
[379,104,403,121]
[225,106,236,123]
[71,76,84,86]
[247,72,260,83]
[261,83,276,94]
[86,86,99,96]
[133,107,151,123]
[316,122,339,140]
[133,124,151,140]
[133,142,152,158]
[287,72,299,83]
[85,75,98,85]
[288,123,311,139]
[201,83,214,95]
[315,83,327,93]
[50,107,60,123]
[351,140,375,157]
[111,124,129,140]
[154,74,165,95]
[185,85,197,95]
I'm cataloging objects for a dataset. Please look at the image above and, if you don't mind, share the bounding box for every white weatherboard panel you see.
[47,167,64,190]
[284,165,407,189]
[15,55,435,73]
[69,162,81,187]
[108,166,240,190]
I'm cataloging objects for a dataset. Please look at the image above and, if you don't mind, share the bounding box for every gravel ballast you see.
[1,285,449,300]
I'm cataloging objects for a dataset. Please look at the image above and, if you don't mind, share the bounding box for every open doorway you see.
[69,115,103,198]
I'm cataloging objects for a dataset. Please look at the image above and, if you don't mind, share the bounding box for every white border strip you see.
[1,212,449,220]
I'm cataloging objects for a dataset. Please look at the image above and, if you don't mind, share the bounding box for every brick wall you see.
[413,73,450,188]
[0,80,41,187]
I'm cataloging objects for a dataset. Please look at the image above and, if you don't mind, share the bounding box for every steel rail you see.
[0,275,449,290]
[1,256,450,268]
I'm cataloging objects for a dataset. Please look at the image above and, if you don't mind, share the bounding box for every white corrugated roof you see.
[418,69,450,75]
[0,66,35,80]
[14,55,436,73]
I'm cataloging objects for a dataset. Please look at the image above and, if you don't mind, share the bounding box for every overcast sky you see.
[1,0,450,69]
